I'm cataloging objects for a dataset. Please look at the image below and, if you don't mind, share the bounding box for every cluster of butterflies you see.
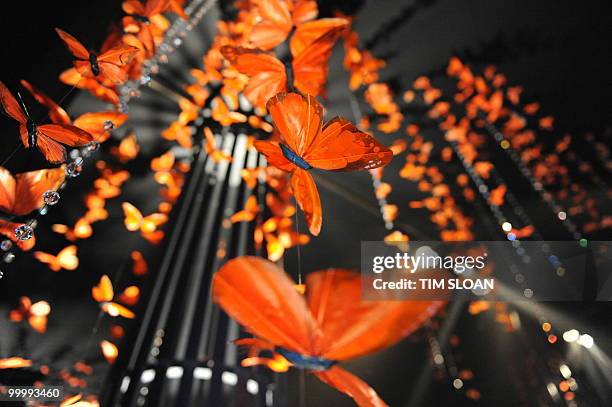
[447,58,610,236]
[1,1,193,405]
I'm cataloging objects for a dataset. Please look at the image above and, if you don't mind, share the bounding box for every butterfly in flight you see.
[221,18,348,109]
[255,92,392,235]
[20,79,128,143]
[92,274,136,319]
[56,28,139,85]
[9,296,51,333]
[34,245,79,272]
[122,202,168,243]
[0,82,93,163]
[213,256,443,407]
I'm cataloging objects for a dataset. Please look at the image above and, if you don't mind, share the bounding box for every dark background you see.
[1,1,611,406]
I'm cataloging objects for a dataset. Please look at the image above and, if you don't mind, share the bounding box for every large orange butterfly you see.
[56,28,139,85]
[0,166,65,216]
[255,92,392,235]
[221,19,347,108]
[213,257,443,407]
[9,296,51,333]
[0,82,93,163]
[92,275,136,319]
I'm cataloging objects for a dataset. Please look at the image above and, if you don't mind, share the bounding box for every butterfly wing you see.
[55,28,89,60]
[290,18,348,56]
[221,46,286,108]
[12,167,65,216]
[0,81,27,124]
[267,92,322,156]
[306,269,443,361]
[97,43,139,66]
[253,141,295,172]
[38,124,93,146]
[92,275,114,303]
[36,137,67,164]
[73,111,128,142]
[250,0,293,50]
[20,80,71,125]
[212,256,315,354]
[314,365,388,407]
[122,202,144,231]
[57,245,79,270]
[290,168,322,236]
[33,251,60,272]
[303,118,392,171]
[0,167,16,214]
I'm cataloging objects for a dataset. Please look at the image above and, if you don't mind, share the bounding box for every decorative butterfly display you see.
[255,92,392,235]
[213,256,443,407]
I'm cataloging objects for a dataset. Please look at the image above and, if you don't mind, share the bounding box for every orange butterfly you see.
[92,274,136,319]
[52,217,93,241]
[210,96,247,126]
[249,0,318,50]
[100,340,119,364]
[22,79,127,143]
[0,82,93,163]
[0,166,65,216]
[222,19,347,108]
[9,296,51,333]
[110,133,140,162]
[489,184,507,206]
[213,257,443,407]
[255,92,392,235]
[56,28,139,84]
[131,250,149,275]
[122,202,168,243]
[0,357,32,369]
[122,0,173,55]
[33,245,79,272]
[230,195,259,223]
[203,127,232,163]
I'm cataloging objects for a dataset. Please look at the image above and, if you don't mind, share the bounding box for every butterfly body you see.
[279,143,311,170]
[276,347,335,371]
[129,13,150,23]
[88,51,101,76]
[26,118,37,148]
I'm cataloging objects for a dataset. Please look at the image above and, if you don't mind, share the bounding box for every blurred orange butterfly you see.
[221,19,347,108]
[92,274,136,318]
[0,357,32,369]
[9,296,51,333]
[0,166,65,216]
[100,340,119,364]
[33,245,79,272]
[122,202,168,243]
[110,133,140,162]
[56,28,139,84]
[0,81,93,163]
[213,257,443,407]
[230,195,259,223]
[255,92,392,235]
[203,127,232,163]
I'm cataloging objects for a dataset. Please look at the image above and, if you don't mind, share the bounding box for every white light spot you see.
[577,334,594,349]
[246,379,259,395]
[193,367,212,380]
[141,369,156,384]
[563,329,580,343]
[222,371,238,386]
[166,366,183,379]
[502,222,512,232]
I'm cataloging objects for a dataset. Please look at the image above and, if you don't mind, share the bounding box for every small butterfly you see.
[122,202,168,243]
[100,340,119,364]
[92,274,136,318]
[34,245,79,272]
[56,28,139,84]
[9,296,51,333]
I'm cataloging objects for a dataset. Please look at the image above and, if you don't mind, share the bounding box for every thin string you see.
[299,368,307,407]
[294,202,302,286]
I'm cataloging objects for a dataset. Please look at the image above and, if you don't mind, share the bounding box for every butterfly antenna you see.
[16,92,31,119]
